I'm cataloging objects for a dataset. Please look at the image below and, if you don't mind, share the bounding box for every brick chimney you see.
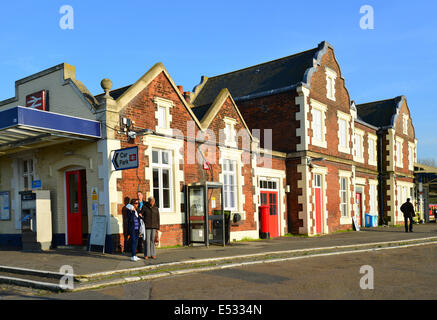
[177,85,183,95]
[183,91,191,103]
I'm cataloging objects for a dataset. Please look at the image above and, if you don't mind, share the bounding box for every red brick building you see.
[191,41,417,236]
[0,41,417,252]
[93,41,417,248]
[96,63,263,250]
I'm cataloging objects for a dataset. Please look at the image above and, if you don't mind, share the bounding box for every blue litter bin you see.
[365,213,371,227]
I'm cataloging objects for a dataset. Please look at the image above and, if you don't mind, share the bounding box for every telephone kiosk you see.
[187,182,226,247]
[20,190,52,251]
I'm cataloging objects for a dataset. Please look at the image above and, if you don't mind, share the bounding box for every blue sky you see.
[0,0,436,160]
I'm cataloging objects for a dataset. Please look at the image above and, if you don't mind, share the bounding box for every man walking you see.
[400,198,415,233]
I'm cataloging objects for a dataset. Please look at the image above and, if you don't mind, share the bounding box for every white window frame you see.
[154,96,174,135]
[369,181,378,215]
[259,177,279,191]
[325,67,337,101]
[403,115,409,135]
[395,137,404,168]
[310,99,327,148]
[157,105,166,129]
[337,111,351,154]
[367,133,378,166]
[152,149,173,213]
[408,142,416,171]
[219,147,245,219]
[340,177,348,218]
[223,159,237,211]
[22,159,35,191]
[223,117,237,148]
[313,109,322,141]
[353,129,365,163]
[339,171,352,224]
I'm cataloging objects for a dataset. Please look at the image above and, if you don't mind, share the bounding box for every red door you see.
[260,191,279,238]
[314,174,322,234]
[356,193,363,227]
[66,170,83,245]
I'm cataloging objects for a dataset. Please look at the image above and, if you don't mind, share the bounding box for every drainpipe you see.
[377,129,386,225]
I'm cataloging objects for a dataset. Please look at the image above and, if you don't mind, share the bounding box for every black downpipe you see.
[377,129,386,225]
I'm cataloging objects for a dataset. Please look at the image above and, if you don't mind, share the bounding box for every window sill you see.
[353,157,365,164]
[340,216,351,225]
[338,146,350,154]
[312,140,327,149]
[155,127,173,135]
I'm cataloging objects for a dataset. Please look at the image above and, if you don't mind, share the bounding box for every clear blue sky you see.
[1,0,436,160]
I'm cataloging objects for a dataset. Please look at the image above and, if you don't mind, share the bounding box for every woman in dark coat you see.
[141,197,160,259]
[126,199,141,261]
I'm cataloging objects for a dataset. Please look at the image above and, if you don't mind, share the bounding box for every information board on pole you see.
[89,215,107,253]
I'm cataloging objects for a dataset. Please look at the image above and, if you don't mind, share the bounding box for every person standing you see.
[126,199,141,261]
[400,198,415,233]
[136,191,146,252]
[121,196,130,253]
[137,191,146,211]
[141,197,160,259]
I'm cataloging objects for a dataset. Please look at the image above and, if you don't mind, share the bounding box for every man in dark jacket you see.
[400,198,415,233]
[141,197,160,259]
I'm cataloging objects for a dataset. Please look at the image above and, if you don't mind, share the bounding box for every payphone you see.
[20,190,52,251]
[187,182,225,247]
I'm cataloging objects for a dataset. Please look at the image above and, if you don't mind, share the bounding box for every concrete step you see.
[1,236,437,293]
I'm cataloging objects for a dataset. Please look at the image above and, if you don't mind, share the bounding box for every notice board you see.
[0,191,10,221]
[89,215,107,252]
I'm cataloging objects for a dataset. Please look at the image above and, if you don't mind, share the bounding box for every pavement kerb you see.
[2,236,437,282]
[0,275,63,292]
[76,236,437,281]
[67,239,437,293]
[2,236,437,293]
[0,265,65,279]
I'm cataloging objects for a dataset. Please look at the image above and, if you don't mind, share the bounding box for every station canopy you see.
[0,106,101,155]
[415,163,437,200]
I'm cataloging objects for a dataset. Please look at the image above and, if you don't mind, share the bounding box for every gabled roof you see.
[192,88,255,140]
[191,41,334,108]
[0,63,100,112]
[356,96,406,129]
[95,84,132,101]
[102,62,203,130]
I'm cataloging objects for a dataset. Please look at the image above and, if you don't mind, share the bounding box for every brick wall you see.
[202,97,257,233]
[114,71,202,249]
[111,72,259,250]
[237,91,300,153]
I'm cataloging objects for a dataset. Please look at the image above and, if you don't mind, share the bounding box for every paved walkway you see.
[1,224,436,276]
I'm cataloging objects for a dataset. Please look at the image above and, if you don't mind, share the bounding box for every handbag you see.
[154,230,159,244]
[139,219,146,238]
